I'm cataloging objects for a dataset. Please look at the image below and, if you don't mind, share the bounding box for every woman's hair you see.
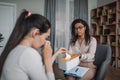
[70,19,91,46]
[0,9,51,76]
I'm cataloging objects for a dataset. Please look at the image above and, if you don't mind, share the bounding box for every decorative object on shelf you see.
[104,29,110,35]
[113,8,116,13]
[118,27,120,35]
[102,22,106,26]
[118,59,120,67]
[109,18,115,24]
[103,8,108,15]
[99,28,103,35]
[118,39,120,47]
[98,9,102,17]
[91,22,97,35]
[109,9,113,14]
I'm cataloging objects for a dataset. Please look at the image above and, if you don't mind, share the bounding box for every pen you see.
[75,68,79,72]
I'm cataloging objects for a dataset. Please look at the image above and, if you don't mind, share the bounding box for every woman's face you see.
[74,23,86,37]
[33,29,50,50]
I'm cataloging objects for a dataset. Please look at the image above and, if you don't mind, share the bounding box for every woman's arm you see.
[52,48,67,63]
[42,41,53,73]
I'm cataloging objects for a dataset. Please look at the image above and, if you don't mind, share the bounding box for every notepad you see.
[64,66,89,78]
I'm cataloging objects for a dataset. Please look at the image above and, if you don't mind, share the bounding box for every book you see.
[64,66,89,78]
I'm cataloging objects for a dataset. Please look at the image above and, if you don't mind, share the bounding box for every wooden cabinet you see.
[91,0,120,68]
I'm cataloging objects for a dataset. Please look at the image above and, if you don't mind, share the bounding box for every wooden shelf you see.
[91,0,120,68]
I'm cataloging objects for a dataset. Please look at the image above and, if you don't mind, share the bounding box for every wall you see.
[0,0,45,17]
[0,0,44,54]
[97,0,116,7]
[0,3,16,54]
[88,0,97,26]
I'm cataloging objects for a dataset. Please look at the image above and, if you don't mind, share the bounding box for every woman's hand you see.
[42,41,52,59]
[55,47,67,55]
[52,47,67,63]
[41,41,53,72]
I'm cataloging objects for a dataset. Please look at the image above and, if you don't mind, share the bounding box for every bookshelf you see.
[91,0,120,68]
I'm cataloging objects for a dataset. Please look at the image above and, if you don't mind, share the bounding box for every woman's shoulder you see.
[17,45,42,64]
[15,45,40,57]
[90,36,96,41]
[90,36,97,43]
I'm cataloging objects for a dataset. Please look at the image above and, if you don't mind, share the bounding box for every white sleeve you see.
[80,37,97,61]
[69,45,76,54]
[47,72,55,80]
[19,49,55,80]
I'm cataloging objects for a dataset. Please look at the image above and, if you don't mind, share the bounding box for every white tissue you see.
[46,40,50,44]
[65,52,71,60]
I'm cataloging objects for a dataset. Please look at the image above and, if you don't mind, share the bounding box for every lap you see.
[66,62,96,80]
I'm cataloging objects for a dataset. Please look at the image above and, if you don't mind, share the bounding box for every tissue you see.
[65,53,71,60]
[46,40,50,44]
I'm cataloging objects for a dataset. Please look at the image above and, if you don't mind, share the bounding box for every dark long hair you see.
[0,9,51,76]
[70,19,91,46]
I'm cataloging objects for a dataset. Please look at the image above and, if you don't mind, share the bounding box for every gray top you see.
[1,45,55,80]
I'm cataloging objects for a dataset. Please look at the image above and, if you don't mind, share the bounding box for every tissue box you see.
[58,54,80,71]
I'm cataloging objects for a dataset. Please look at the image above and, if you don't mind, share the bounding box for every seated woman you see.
[66,19,97,80]
[0,10,67,80]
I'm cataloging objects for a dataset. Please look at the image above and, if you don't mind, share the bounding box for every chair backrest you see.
[93,44,111,80]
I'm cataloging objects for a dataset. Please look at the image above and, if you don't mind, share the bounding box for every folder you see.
[64,66,89,78]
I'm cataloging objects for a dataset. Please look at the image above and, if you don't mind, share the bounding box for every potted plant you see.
[0,33,4,47]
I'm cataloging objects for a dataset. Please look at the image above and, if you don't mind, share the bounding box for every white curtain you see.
[74,0,88,22]
[55,0,74,50]
[55,0,74,59]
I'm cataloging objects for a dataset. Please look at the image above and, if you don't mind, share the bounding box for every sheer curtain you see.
[44,0,56,52]
[55,0,74,59]
[55,0,74,50]
[74,0,88,22]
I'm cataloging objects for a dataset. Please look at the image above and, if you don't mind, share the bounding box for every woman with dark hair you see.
[66,19,97,80]
[0,10,67,80]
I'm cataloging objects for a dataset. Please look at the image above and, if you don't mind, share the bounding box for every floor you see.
[105,66,120,80]
[53,63,120,80]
